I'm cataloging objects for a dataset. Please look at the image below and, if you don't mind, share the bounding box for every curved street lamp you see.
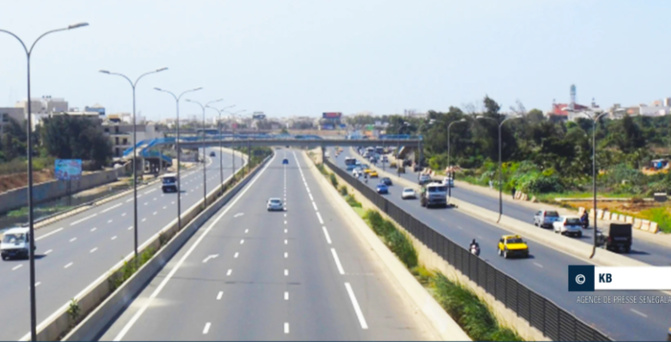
[100,67,167,271]
[447,118,467,200]
[154,86,202,231]
[476,114,523,222]
[185,98,223,208]
[205,104,235,189]
[0,22,88,341]
[227,109,247,175]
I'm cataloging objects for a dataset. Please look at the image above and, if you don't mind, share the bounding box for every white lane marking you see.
[90,247,98,253]
[240,239,245,245]
[284,213,287,218]
[331,248,345,275]
[90,227,97,232]
[171,201,175,205]
[145,188,156,195]
[64,262,73,269]
[202,322,211,335]
[144,202,149,206]
[244,229,248,234]
[121,212,127,217]
[284,252,288,259]
[153,197,157,201]
[456,225,463,230]
[234,252,239,259]
[35,282,41,287]
[322,226,332,244]
[44,249,53,255]
[216,291,223,300]
[533,262,544,268]
[284,322,289,334]
[107,219,113,224]
[142,218,146,222]
[111,236,117,240]
[202,254,219,263]
[284,220,287,225]
[153,211,157,216]
[162,206,167,210]
[234,212,244,218]
[630,308,648,318]
[284,269,289,276]
[69,237,77,243]
[126,198,133,203]
[70,214,97,226]
[312,201,318,211]
[12,264,23,271]
[101,203,123,213]
[111,154,275,341]
[284,229,287,234]
[284,239,288,245]
[226,269,232,276]
[308,193,314,201]
[284,291,289,300]
[36,227,64,241]
[345,282,369,329]
[316,212,324,224]
[128,226,133,230]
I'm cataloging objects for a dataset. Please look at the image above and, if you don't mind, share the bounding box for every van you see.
[1,227,32,260]
[161,173,179,193]
[597,223,632,253]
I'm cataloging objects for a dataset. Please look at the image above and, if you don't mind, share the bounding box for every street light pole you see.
[186,99,222,208]
[206,104,235,190]
[100,67,168,268]
[1,22,88,341]
[586,111,609,258]
[154,87,202,231]
[446,118,466,200]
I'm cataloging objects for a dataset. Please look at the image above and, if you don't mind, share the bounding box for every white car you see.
[352,167,363,177]
[401,187,417,199]
[1,227,32,260]
[553,216,583,237]
[442,177,454,187]
[267,198,284,211]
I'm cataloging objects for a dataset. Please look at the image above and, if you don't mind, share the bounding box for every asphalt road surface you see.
[99,149,438,341]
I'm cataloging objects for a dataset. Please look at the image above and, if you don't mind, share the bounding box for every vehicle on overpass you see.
[420,183,447,208]
[1,227,32,260]
[161,173,179,193]
[497,234,529,259]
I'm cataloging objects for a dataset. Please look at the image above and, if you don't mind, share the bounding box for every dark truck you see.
[596,223,632,253]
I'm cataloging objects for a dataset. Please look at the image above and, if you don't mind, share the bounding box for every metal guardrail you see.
[325,158,612,342]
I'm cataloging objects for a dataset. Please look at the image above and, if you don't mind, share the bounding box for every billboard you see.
[55,159,82,181]
[322,112,342,119]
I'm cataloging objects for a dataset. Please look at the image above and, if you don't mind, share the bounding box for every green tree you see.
[40,115,112,169]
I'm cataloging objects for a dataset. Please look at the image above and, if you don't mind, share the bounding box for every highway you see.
[334,147,669,341]
[98,149,438,341]
[0,148,244,341]
[355,147,671,266]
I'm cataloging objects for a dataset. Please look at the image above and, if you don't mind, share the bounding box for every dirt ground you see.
[0,169,54,193]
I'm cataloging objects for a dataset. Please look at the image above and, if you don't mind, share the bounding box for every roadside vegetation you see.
[319,162,523,341]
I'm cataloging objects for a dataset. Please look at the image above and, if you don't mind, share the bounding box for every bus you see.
[345,157,357,170]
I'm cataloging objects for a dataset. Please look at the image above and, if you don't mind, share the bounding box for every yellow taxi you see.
[369,170,379,178]
[363,168,372,174]
[497,235,529,259]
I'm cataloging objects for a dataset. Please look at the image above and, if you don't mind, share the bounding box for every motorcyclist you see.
[580,211,589,228]
[469,238,479,250]
[364,173,368,183]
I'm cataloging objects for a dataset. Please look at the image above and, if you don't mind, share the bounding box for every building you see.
[637,97,671,117]
[102,122,164,157]
[0,107,24,136]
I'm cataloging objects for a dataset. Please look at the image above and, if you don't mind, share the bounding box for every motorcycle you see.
[469,244,480,256]
[580,214,589,229]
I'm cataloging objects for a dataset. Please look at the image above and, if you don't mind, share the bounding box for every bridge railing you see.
[324,157,611,342]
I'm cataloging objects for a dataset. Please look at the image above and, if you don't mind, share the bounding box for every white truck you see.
[161,173,179,193]
[420,182,448,208]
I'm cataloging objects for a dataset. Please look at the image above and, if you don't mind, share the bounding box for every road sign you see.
[55,159,82,181]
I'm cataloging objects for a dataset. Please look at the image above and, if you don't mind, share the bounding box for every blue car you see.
[376,183,389,194]
[282,158,289,165]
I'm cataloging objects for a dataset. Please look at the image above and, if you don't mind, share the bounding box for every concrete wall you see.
[0,165,130,215]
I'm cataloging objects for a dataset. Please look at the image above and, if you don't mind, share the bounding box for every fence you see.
[324,158,611,342]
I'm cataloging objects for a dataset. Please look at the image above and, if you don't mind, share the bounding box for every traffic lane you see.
[335,154,666,341]
[293,151,437,340]
[339,148,671,266]
[0,151,242,340]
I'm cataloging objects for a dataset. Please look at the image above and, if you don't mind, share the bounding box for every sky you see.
[1,0,669,121]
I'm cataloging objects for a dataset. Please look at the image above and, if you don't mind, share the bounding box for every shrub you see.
[339,185,348,196]
[387,230,418,268]
[330,173,338,188]
[345,195,362,207]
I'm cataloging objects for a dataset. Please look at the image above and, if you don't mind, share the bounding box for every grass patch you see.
[363,209,418,268]
[639,207,671,233]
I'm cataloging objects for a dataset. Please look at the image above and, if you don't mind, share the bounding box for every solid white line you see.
[12,264,23,271]
[345,282,368,329]
[240,239,244,245]
[284,269,289,276]
[111,236,117,240]
[331,248,345,275]
[533,262,544,268]
[284,291,289,300]
[111,155,270,341]
[234,252,239,258]
[44,249,53,255]
[202,322,211,335]
[70,214,97,226]
[630,308,648,318]
[90,247,98,253]
[284,322,289,334]
[36,227,64,241]
[64,262,73,269]
[322,226,332,244]
[316,212,324,224]
[69,237,77,243]
[216,291,223,300]
[226,269,232,276]
[312,201,318,211]
[101,203,123,213]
